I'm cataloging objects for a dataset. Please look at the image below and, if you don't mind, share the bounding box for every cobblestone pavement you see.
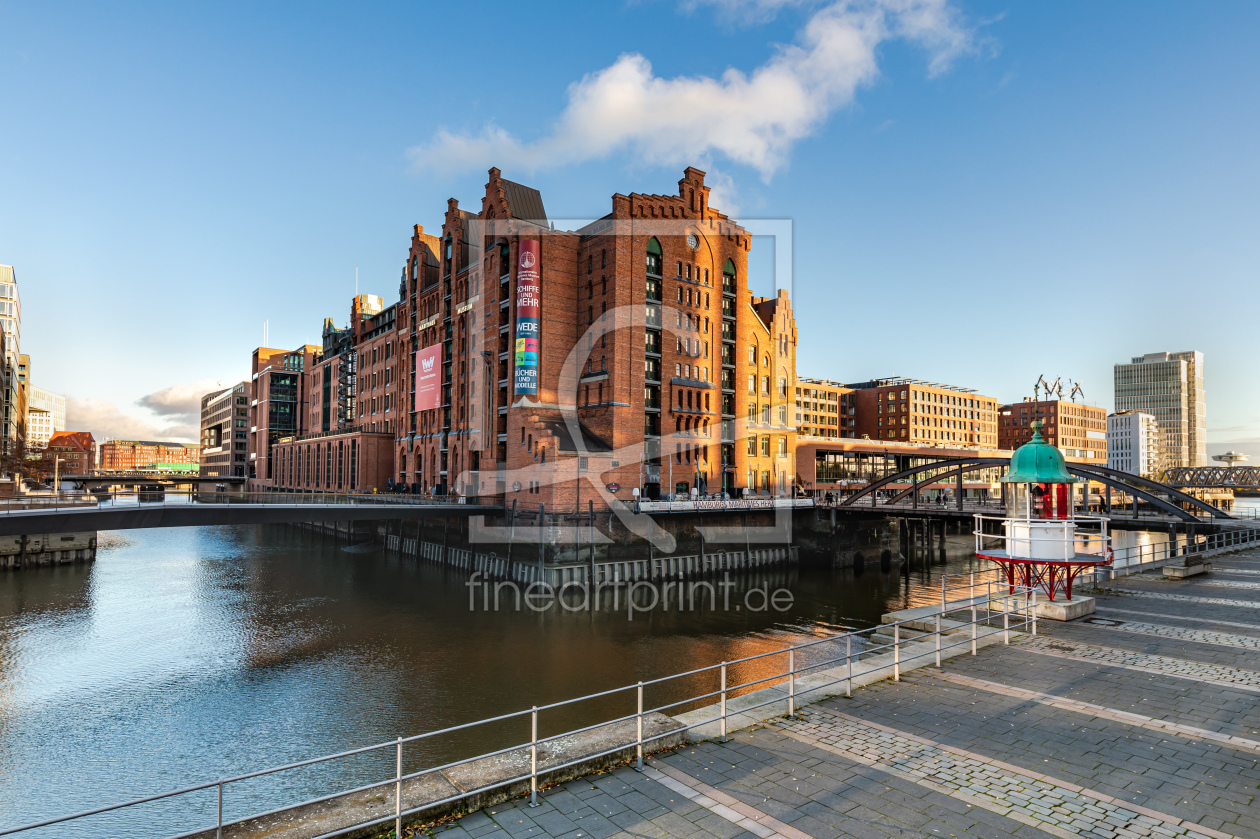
[1099,590,1260,610]
[428,550,1260,839]
[779,706,1222,839]
[1015,635,1260,689]
[1094,607,1260,633]
[1074,618,1260,650]
[1190,581,1260,591]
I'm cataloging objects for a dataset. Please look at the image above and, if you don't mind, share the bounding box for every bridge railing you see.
[634,497,814,513]
[0,490,491,515]
[0,577,1036,839]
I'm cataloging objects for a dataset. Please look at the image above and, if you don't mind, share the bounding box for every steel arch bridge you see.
[1162,466,1260,489]
[838,456,1230,522]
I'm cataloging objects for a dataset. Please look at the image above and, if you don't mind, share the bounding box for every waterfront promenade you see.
[429,551,1260,839]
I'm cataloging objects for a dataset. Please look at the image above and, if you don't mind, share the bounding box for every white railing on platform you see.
[972,513,1110,561]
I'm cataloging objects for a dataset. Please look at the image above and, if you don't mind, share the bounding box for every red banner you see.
[514,238,541,395]
[415,345,442,412]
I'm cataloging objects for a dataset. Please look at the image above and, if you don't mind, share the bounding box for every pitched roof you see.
[46,431,95,451]
[501,179,548,225]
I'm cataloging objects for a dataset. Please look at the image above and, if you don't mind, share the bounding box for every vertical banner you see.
[513,238,541,396]
[415,345,442,412]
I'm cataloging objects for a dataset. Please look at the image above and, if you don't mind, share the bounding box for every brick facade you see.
[252,167,802,508]
[248,345,319,489]
[44,431,96,476]
[999,399,1108,461]
[848,378,999,449]
[99,439,201,472]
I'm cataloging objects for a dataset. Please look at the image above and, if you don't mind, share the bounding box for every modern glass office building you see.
[1113,351,1205,469]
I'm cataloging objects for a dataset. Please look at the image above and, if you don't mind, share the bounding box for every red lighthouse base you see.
[977,552,1112,602]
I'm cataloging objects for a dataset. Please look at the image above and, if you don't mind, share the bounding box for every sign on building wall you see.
[513,239,541,396]
[415,345,442,412]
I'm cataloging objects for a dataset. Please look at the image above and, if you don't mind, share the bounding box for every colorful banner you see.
[415,345,442,412]
[513,238,541,396]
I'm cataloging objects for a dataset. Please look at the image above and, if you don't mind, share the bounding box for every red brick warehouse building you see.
[254,167,800,510]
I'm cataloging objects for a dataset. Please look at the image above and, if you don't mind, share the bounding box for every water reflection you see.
[0,523,1025,837]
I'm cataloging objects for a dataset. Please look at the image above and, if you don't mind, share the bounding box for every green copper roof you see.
[1002,420,1078,484]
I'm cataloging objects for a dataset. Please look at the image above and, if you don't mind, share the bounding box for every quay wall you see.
[0,531,97,570]
[292,507,903,582]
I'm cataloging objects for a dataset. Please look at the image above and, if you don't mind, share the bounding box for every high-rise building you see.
[1107,411,1161,478]
[248,345,320,488]
[200,382,250,477]
[998,399,1108,461]
[0,266,22,455]
[26,386,67,449]
[262,166,801,504]
[1114,351,1206,468]
[847,378,1000,448]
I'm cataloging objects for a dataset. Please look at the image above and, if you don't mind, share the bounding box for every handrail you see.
[972,512,1110,561]
[0,576,1037,838]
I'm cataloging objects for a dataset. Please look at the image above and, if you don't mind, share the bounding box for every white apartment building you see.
[26,385,67,449]
[1113,350,1206,469]
[1108,410,1161,477]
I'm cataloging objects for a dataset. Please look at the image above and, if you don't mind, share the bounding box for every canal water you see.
[0,514,1234,837]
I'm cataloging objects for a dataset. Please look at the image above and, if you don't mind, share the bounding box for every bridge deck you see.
[0,498,499,537]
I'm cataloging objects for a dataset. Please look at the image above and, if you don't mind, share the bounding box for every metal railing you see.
[0,577,1036,839]
[1080,524,1260,585]
[972,513,1110,560]
[634,497,814,513]
[0,490,490,515]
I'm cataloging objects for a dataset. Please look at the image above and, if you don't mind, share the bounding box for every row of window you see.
[745,435,789,457]
[746,375,788,396]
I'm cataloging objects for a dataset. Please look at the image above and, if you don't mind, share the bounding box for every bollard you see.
[636,683,644,770]
[1003,599,1009,645]
[1031,590,1038,636]
[530,707,539,806]
[217,779,224,839]
[720,663,728,742]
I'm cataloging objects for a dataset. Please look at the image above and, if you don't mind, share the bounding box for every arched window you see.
[646,238,662,276]
[411,258,418,280]
[498,241,510,276]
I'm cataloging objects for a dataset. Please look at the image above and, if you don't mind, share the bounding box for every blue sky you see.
[2,0,1257,453]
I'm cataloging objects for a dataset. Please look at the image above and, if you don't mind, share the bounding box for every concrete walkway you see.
[428,548,1260,839]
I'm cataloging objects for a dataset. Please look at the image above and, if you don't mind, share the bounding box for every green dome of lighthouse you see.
[1002,420,1078,484]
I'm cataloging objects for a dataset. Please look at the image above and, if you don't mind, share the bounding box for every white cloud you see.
[136,379,221,421]
[679,0,815,27]
[410,0,974,180]
[65,380,222,444]
[65,397,197,443]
